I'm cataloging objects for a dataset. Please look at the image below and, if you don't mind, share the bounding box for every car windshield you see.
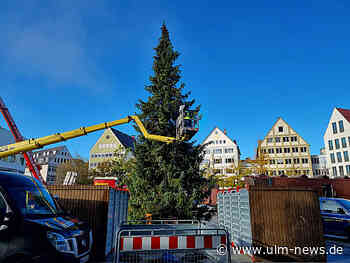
[6,185,63,218]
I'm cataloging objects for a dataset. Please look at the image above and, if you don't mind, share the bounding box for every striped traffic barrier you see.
[114,223,231,263]
[119,235,227,251]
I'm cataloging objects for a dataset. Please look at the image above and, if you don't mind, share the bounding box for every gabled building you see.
[323,108,350,177]
[89,128,134,170]
[258,117,313,177]
[24,146,72,185]
[201,127,240,176]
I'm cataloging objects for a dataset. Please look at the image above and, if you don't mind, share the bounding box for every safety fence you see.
[114,221,231,263]
[217,187,326,262]
[47,185,128,260]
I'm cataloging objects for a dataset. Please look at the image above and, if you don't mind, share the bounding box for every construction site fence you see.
[47,185,128,261]
[122,219,201,225]
[113,222,231,263]
[217,187,326,262]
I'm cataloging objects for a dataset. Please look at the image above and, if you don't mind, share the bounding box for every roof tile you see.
[337,108,350,123]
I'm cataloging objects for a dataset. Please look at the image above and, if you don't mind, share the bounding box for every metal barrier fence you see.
[121,220,200,225]
[113,224,231,263]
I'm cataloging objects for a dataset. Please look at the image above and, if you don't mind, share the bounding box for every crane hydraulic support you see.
[0,115,179,159]
[0,97,44,182]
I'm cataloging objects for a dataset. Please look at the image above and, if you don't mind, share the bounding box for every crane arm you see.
[0,115,177,158]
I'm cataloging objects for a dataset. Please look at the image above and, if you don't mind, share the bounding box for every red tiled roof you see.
[337,108,350,123]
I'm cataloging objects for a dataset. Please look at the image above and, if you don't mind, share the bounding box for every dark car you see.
[320,197,350,239]
[0,172,92,263]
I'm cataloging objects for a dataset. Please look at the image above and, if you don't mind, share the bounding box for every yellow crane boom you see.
[0,115,177,158]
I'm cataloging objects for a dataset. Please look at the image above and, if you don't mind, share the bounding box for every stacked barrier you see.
[217,189,252,248]
[217,187,326,262]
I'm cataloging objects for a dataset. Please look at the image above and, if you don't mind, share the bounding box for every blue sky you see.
[1,0,350,159]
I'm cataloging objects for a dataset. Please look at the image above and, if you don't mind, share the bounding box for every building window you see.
[330,153,335,164]
[300,147,307,153]
[291,136,298,142]
[225,148,234,153]
[214,159,222,164]
[294,158,300,164]
[339,166,344,176]
[339,120,344,133]
[269,160,275,164]
[225,158,234,163]
[332,122,338,134]
[276,148,282,153]
[302,158,309,164]
[267,138,273,143]
[275,137,281,142]
[285,159,292,164]
[223,140,226,144]
[335,139,340,149]
[268,148,274,154]
[344,151,349,162]
[337,152,342,163]
[346,165,350,175]
[277,159,283,164]
[328,140,333,151]
[278,126,283,132]
[283,137,289,142]
[341,137,347,148]
[284,148,290,153]
[213,149,222,154]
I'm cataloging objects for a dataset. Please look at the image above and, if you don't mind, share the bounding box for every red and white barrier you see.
[120,235,227,251]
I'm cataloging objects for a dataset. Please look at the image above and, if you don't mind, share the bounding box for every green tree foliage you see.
[89,146,135,188]
[89,161,115,178]
[111,146,136,188]
[55,158,92,185]
[128,24,215,220]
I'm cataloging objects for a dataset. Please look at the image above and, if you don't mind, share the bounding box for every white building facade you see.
[201,127,240,176]
[323,108,350,177]
[0,126,25,173]
[24,146,72,184]
[311,148,329,177]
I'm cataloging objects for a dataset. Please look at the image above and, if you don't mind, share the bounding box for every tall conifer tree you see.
[127,24,213,219]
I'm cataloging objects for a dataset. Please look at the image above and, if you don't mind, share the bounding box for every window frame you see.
[332,122,338,134]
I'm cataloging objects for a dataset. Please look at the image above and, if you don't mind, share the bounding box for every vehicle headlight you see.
[47,231,73,253]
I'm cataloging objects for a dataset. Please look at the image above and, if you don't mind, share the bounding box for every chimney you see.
[224,129,227,135]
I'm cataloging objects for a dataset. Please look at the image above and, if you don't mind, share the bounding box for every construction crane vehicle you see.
[0,97,43,182]
[0,109,199,159]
